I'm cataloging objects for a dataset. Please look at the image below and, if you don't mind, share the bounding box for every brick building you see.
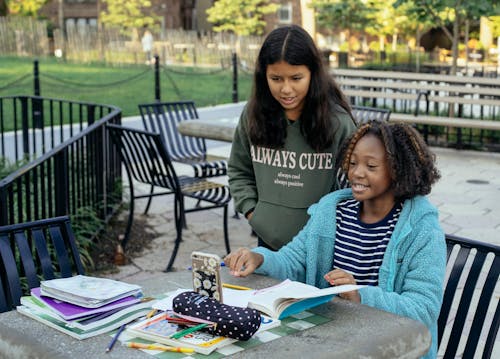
[39,0,317,39]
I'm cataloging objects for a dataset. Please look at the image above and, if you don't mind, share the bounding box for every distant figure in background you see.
[141,25,154,64]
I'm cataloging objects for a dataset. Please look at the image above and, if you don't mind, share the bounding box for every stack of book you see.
[16,275,154,340]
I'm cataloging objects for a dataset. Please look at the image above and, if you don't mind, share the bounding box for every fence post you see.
[34,59,40,96]
[154,55,161,101]
[54,149,69,216]
[20,97,30,155]
[232,52,238,103]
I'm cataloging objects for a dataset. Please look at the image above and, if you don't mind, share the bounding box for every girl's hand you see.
[224,248,263,277]
[324,269,361,303]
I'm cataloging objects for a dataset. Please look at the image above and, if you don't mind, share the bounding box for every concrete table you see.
[0,270,431,359]
[177,117,239,142]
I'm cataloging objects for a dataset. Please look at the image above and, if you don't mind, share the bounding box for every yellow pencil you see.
[126,342,194,353]
[146,308,157,319]
[222,283,252,290]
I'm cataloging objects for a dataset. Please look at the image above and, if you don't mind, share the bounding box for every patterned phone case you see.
[191,252,223,302]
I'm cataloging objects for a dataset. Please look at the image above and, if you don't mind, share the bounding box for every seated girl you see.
[224,121,446,359]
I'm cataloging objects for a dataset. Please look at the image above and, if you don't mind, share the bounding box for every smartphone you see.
[191,251,223,303]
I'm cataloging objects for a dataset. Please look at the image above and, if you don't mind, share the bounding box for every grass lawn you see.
[0,56,253,117]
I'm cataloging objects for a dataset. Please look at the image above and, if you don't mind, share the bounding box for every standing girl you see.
[225,121,446,359]
[228,25,356,250]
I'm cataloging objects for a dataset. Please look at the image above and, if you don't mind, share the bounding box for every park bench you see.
[334,69,500,148]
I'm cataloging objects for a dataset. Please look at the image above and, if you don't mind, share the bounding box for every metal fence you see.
[0,95,122,226]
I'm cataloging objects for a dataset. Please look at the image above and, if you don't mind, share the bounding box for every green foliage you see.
[0,156,27,179]
[6,0,47,16]
[490,16,500,38]
[100,0,159,31]
[206,0,279,35]
[311,0,377,34]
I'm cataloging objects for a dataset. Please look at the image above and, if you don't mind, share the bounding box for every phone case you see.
[191,252,223,302]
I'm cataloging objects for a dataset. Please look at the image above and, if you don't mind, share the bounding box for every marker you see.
[170,323,209,339]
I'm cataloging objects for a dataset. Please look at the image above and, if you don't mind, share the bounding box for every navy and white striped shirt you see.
[333,199,403,286]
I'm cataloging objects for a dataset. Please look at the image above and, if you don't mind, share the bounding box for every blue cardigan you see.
[253,188,446,359]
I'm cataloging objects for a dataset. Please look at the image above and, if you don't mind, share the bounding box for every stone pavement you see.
[107,143,500,279]
[113,102,500,280]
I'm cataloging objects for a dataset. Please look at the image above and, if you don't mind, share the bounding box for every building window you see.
[278,2,292,24]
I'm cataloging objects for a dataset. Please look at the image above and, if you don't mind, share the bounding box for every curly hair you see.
[246,25,353,151]
[337,121,441,201]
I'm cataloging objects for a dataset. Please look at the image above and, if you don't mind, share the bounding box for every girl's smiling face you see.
[348,134,395,207]
[266,61,311,121]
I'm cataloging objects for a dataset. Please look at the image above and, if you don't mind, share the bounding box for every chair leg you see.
[143,185,155,215]
[223,205,230,254]
[121,166,135,250]
[165,194,183,272]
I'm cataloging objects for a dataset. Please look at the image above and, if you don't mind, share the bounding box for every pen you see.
[222,283,252,290]
[126,342,194,353]
[170,323,208,339]
[105,324,126,353]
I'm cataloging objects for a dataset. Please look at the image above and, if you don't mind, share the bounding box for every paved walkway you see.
[117,102,500,278]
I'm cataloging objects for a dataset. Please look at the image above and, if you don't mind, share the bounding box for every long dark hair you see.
[247,25,353,151]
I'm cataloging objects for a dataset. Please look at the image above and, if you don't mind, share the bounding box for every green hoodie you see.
[228,106,356,249]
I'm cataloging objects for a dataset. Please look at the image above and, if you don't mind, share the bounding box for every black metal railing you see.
[0,96,122,226]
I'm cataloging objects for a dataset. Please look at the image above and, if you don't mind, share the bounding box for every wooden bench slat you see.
[390,113,500,131]
[339,78,500,97]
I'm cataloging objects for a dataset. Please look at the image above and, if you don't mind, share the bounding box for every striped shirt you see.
[333,199,403,286]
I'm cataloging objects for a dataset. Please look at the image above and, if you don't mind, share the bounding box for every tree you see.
[394,0,498,75]
[310,0,377,51]
[5,0,47,16]
[100,0,158,30]
[206,0,279,36]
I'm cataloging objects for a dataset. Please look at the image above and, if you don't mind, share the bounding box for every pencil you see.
[126,342,194,353]
[146,308,157,318]
[170,323,208,339]
[105,324,126,353]
[222,283,252,290]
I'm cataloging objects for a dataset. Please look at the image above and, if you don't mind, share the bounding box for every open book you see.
[247,279,364,319]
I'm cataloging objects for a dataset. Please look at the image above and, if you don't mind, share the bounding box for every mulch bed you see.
[89,215,157,274]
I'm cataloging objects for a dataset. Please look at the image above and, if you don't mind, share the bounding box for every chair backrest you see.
[438,234,499,358]
[138,100,207,163]
[351,105,391,125]
[107,123,181,192]
[0,216,85,313]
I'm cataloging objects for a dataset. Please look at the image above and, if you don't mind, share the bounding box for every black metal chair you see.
[106,124,231,272]
[138,101,228,214]
[351,105,391,125]
[0,216,85,313]
[438,234,499,358]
